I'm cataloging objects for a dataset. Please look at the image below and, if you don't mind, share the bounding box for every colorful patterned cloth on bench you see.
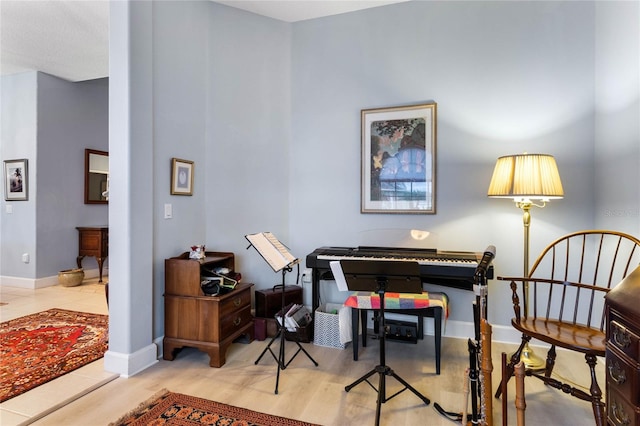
[344,291,448,318]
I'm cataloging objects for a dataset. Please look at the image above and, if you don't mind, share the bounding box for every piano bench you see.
[345,291,447,375]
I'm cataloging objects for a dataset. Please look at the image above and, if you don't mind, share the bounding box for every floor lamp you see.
[487,153,564,369]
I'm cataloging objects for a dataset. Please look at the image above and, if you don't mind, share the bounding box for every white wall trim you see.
[104,343,158,377]
[0,275,38,289]
[0,268,107,289]
[371,313,545,347]
[154,336,164,359]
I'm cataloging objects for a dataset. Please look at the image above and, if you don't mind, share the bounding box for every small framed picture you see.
[4,159,28,201]
[171,158,194,195]
[361,102,437,214]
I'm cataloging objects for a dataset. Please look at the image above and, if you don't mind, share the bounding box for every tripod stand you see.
[254,265,318,394]
[341,260,430,426]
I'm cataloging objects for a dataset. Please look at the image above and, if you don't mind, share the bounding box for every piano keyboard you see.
[315,253,478,268]
[306,246,494,312]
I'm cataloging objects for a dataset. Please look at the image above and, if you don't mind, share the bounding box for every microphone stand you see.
[434,247,495,425]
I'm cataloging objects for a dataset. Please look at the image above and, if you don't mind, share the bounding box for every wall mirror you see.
[84,149,109,204]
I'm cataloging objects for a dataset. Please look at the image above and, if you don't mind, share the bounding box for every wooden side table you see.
[163,251,254,367]
[164,282,255,367]
[76,226,108,283]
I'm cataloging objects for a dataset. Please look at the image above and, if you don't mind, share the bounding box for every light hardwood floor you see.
[1,279,600,425]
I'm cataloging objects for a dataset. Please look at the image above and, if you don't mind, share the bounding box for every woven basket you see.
[58,268,84,287]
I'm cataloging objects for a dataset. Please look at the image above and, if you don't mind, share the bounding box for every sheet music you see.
[245,232,298,272]
[330,261,349,291]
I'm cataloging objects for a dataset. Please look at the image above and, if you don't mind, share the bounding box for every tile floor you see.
[0,278,117,426]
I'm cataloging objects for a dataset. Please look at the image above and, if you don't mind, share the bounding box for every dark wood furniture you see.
[605,264,640,426]
[163,251,254,367]
[76,226,108,283]
[496,230,640,426]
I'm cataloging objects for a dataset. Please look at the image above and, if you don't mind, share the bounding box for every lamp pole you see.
[516,199,545,369]
[518,200,531,317]
[488,153,563,371]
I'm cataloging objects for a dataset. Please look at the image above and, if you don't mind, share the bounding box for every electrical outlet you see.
[22,253,30,263]
[302,268,312,283]
[164,203,172,219]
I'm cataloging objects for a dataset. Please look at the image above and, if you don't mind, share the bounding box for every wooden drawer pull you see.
[233,317,242,326]
[607,361,627,385]
[612,325,631,349]
[611,401,630,426]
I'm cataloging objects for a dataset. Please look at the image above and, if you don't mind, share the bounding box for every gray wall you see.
[205,5,292,286]
[37,74,109,276]
[0,73,108,282]
[0,72,38,280]
[289,1,601,331]
[594,1,640,235]
[147,2,292,338]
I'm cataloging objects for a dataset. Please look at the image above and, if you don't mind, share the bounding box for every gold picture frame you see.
[361,102,437,214]
[171,158,194,196]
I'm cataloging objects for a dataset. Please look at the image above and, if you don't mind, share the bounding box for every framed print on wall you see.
[4,159,28,201]
[361,102,437,214]
[171,158,194,195]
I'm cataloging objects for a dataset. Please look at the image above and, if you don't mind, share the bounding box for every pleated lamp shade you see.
[487,153,564,200]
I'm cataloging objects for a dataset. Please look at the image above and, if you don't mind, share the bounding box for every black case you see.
[385,319,418,344]
[255,285,303,319]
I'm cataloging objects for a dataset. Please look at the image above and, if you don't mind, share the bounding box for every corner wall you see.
[37,74,109,278]
[0,72,108,287]
[0,72,38,282]
[594,1,640,236]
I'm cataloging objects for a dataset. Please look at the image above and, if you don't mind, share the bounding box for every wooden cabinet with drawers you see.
[76,226,108,283]
[163,251,254,367]
[605,265,640,426]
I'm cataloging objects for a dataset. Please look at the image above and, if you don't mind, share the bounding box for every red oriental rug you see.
[109,389,320,426]
[0,308,108,402]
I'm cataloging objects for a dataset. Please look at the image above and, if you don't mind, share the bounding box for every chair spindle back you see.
[526,230,640,332]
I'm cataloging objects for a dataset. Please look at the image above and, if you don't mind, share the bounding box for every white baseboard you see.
[83,267,108,280]
[104,342,158,377]
[0,267,107,289]
[0,275,38,289]
[155,336,164,359]
[370,312,541,347]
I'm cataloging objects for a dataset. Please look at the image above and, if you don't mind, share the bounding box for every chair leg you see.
[361,309,368,347]
[514,361,526,426]
[417,313,425,339]
[434,307,442,375]
[352,308,359,361]
[544,344,556,378]
[586,354,605,426]
[495,334,530,398]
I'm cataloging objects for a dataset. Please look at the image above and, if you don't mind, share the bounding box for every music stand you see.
[247,232,318,394]
[341,260,430,426]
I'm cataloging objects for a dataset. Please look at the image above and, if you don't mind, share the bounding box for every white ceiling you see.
[0,0,409,82]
